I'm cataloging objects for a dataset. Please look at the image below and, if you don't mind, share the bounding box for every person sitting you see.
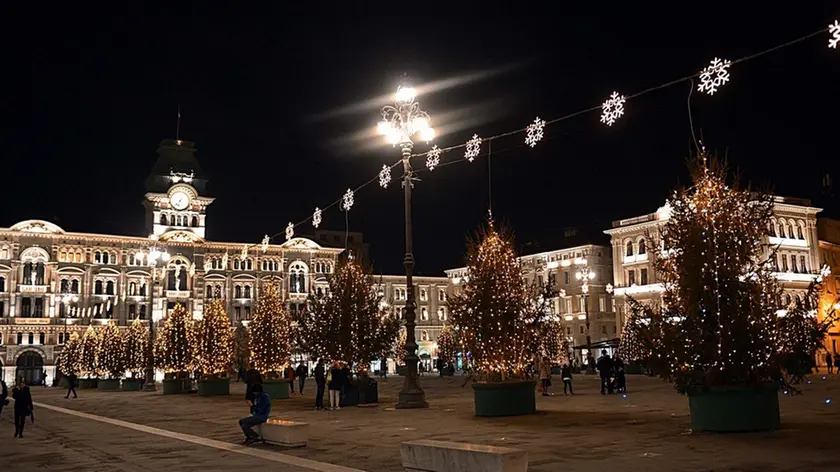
[238,384,271,444]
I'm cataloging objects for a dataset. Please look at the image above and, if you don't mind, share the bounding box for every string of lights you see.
[249,20,836,252]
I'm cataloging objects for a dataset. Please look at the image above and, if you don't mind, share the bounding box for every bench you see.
[400,439,527,472]
[256,419,309,447]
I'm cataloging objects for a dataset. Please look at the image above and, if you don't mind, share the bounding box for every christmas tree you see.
[629,156,832,393]
[99,321,125,379]
[394,327,407,365]
[436,325,459,362]
[449,221,538,380]
[79,326,102,378]
[57,332,82,376]
[525,277,567,364]
[193,299,233,378]
[535,321,569,364]
[233,321,250,372]
[298,257,400,370]
[249,282,291,376]
[617,309,651,363]
[154,303,196,376]
[123,319,148,378]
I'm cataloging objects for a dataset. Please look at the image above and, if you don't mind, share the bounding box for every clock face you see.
[170,191,190,210]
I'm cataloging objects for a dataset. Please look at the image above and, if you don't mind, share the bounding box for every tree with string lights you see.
[249,282,292,377]
[449,220,544,416]
[154,303,196,378]
[628,155,834,431]
[436,325,459,364]
[393,327,407,366]
[617,309,651,364]
[298,257,400,371]
[194,299,233,378]
[98,321,125,382]
[57,332,82,377]
[525,278,568,365]
[123,319,148,378]
[79,326,102,379]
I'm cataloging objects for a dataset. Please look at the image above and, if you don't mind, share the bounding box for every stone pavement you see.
[7,374,840,471]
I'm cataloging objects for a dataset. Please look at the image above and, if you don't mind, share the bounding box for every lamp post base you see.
[396,390,429,409]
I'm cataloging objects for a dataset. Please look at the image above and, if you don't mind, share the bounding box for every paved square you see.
[5,374,840,471]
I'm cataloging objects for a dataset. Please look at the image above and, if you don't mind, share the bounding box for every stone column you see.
[3,366,16,383]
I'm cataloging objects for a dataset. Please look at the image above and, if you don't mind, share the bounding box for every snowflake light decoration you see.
[312,207,322,228]
[379,164,392,188]
[260,234,269,253]
[600,92,626,126]
[525,117,545,148]
[830,20,840,49]
[697,57,731,95]
[342,188,354,211]
[465,134,481,162]
[426,145,441,171]
[285,222,294,241]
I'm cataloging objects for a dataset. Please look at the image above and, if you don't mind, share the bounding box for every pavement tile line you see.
[35,401,365,472]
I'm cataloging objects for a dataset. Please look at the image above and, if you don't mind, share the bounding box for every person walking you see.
[328,361,344,410]
[596,350,615,395]
[561,363,574,395]
[65,373,78,399]
[12,379,34,438]
[380,357,387,379]
[295,362,308,395]
[284,364,296,396]
[539,357,553,396]
[238,384,271,445]
[0,379,8,418]
[314,359,326,410]
[826,352,834,374]
[613,356,627,393]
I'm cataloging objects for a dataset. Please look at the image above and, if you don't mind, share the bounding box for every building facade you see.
[604,197,825,334]
[2,139,446,384]
[445,243,616,364]
[818,218,840,357]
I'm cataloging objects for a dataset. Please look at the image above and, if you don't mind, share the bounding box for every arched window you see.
[60,279,69,293]
[74,251,82,263]
[438,307,447,320]
[160,214,168,225]
[421,307,428,320]
[35,262,44,284]
[71,279,80,293]
[60,249,67,261]
[420,330,429,341]
[106,280,115,295]
[94,251,101,263]
[234,285,242,298]
[244,285,252,298]
[191,216,198,227]
[234,259,240,270]
[17,332,23,344]
[28,332,34,345]
[625,240,634,257]
[768,221,776,237]
[780,222,787,238]
[791,256,799,273]
[94,280,103,294]
[781,254,789,271]
[797,223,805,240]
[0,246,8,259]
[246,259,253,271]
[317,287,323,297]
[58,332,65,345]
[638,238,646,255]
[39,332,45,345]
[288,262,308,293]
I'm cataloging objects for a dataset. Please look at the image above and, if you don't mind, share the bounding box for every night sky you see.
[10,5,839,275]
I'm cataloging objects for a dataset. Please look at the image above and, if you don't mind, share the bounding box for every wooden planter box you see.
[472,380,537,417]
[263,379,291,400]
[197,378,231,396]
[687,384,780,432]
[78,378,98,389]
[97,379,121,391]
[122,378,143,391]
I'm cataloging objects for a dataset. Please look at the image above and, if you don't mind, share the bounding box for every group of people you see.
[1,379,35,438]
[237,359,354,444]
[536,350,627,396]
[823,351,840,374]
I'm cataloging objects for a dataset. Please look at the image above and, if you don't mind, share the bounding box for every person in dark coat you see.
[314,359,326,410]
[561,363,574,395]
[328,361,344,410]
[596,350,614,395]
[244,367,263,412]
[65,373,78,399]
[238,384,271,445]
[0,379,8,418]
[613,356,626,393]
[827,352,835,374]
[12,380,34,438]
[295,362,308,394]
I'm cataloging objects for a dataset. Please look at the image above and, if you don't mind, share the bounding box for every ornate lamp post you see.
[144,241,170,392]
[377,85,434,409]
[576,265,596,372]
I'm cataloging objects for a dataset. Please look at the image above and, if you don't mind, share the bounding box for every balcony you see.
[19,284,48,294]
[166,290,191,299]
[768,236,808,249]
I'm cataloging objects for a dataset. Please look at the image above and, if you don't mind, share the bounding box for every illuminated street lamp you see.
[377,85,434,409]
[576,265,596,372]
[144,240,170,392]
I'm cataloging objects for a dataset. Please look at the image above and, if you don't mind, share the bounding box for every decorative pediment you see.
[9,219,65,234]
[56,266,86,274]
[96,267,121,276]
[280,237,322,251]
[126,269,152,277]
[20,246,50,263]
[159,230,203,243]
[204,273,227,281]
[232,274,257,281]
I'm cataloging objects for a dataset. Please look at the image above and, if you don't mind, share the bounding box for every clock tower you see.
[143,139,215,241]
